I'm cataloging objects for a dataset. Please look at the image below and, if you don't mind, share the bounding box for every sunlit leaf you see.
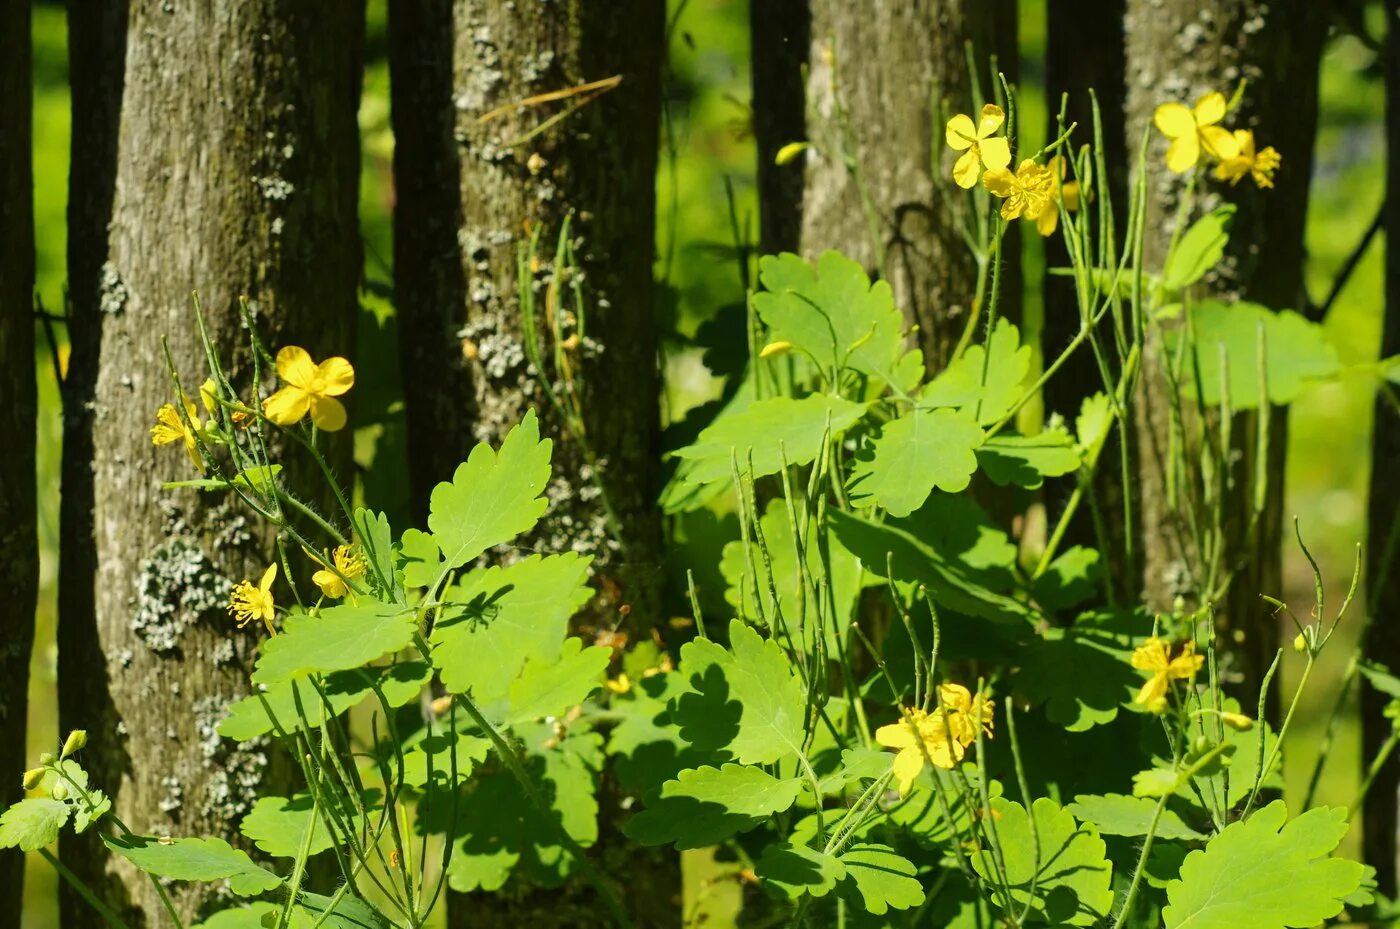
[0,799,69,851]
[625,764,804,849]
[103,835,281,897]
[1176,300,1339,407]
[253,602,418,685]
[922,320,1031,425]
[672,394,867,485]
[848,408,984,515]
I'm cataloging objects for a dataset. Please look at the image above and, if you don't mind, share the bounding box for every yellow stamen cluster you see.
[312,545,367,600]
[229,564,279,636]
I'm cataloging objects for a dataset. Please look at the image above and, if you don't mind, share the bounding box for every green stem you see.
[39,848,132,929]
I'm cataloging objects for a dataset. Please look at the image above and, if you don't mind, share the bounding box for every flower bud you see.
[774,142,809,166]
[21,768,45,791]
[1192,735,1211,756]
[38,752,55,765]
[61,730,87,759]
[1293,632,1308,653]
[1147,696,1169,716]
[1221,712,1254,731]
[51,783,68,801]
[759,340,793,360]
[429,695,454,717]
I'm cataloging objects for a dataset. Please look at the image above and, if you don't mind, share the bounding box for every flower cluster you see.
[875,683,994,795]
[312,544,367,600]
[1130,636,1204,713]
[945,105,1076,236]
[1154,91,1280,188]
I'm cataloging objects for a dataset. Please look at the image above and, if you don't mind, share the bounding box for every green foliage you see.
[1067,793,1205,840]
[239,794,336,858]
[0,799,69,852]
[970,797,1115,926]
[922,319,1031,425]
[671,394,867,485]
[253,602,419,684]
[1177,300,1340,407]
[838,844,925,914]
[1163,206,1235,290]
[848,408,984,515]
[1162,802,1364,929]
[624,764,803,848]
[103,836,282,897]
[220,662,430,740]
[672,619,806,765]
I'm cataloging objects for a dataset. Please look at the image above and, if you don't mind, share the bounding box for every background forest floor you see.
[20,0,1387,925]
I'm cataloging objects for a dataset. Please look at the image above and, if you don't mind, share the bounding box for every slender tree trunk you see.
[1123,0,1326,700]
[751,0,810,257]
[1040,0,1130,584]
[389,2,672,926]
[1364,0,1400,897]
[771,0,1018,373]
[59,3,364,924]
[0,0,37,925]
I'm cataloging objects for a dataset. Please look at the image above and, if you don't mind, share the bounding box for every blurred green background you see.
[20,0,1386,924]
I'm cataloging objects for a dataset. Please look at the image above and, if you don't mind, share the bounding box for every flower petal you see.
[1165,134,1200,174]
[1035,203,1059,237]
[938,684,972,713]
[1200,125,1240,161]
[979,136,1011,172]
[892,748,924,796]
[982,166,1014,198]
[976,103,1005,138]
[876,720,918,750]
[1131,639,1170,673]
[309,395,348,432]
[315,356,356,397]
[1135,673,1168,707]
[313,569,347,600]
[1153,102,1195,140]
[263,386,310,426]
[945,114,977,151]
[259,563,279,593]
[1192,91,1227,127]
[275,345,317,389]
[952,149,981,189]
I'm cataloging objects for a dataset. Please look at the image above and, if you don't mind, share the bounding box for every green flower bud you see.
[51,783,68,801]
[38,752,55,765]
[1293,632,1307,653]
[1192,735,1211,756]
[61,730,87,759]
[21,768,45,791]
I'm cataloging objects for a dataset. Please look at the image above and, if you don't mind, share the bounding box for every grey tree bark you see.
[58,2,364,924]
[0,0,37,924]
[767,0,1018,373]
[1364,0,1400,897]
[1123,0,1326,701]
[388,2,672,927]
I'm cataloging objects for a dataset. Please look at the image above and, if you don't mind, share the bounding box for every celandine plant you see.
[1,75,1393,929]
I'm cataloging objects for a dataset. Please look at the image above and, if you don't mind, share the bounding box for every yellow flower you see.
[199,378,219,416]
[1032,155,1081,237]
[938,683,995,746]
[229,564,278,635]
[946,104,1012,189]
[604,673,632,695]
[1153,91,1240,173]
[1213,129,1280,189]
[150,400,204,472]
[312,545,367,600]
[263,346,355,431]
[1131,637,1203,707]
[983,159,1054,221]
[875,708,966,795]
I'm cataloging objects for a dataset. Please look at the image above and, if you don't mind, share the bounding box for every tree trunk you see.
[0,0,37,924]
[1364,0,1400,897]
[1123,0,1326,700]
[1040,0,1130,587]
[751,0,810,256]
[783,0,1018,373]
[58,2,364,924]
[388,2,672,926]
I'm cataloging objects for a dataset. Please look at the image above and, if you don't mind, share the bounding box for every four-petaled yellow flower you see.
[983,159,1054,222]
[1213,129,1281,189]
[229,564,278,636]
[150,400,204,472]
[1033,155,1081,237]
[312,544,367,600]
[946,104,1012,189]
[1131,637,1203,710]
[875,683,994,795]
[263,346,355,432]
[1153,91,1240,173]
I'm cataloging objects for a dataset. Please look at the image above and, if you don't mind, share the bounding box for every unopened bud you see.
[51,783,68,801]
[430,695,454,717]
[1147,696,1169,716]
[21,768,45,791]
[1221,712,1254,732]
[1192,735,1211,756]
[759,340,793,360]
[38,753,55,765]
[774,142,809,166]
[1293,633,1308,653]
[61,730,87,759]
